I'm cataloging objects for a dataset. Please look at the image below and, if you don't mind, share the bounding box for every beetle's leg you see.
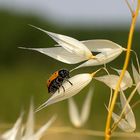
[62,85,65,93]
[58,87,60,93]
[66,79,73,85]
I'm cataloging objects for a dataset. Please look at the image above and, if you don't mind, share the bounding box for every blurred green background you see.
[0,7,140,140]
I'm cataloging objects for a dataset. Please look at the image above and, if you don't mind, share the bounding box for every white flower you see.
[68,87,94,127]
[73,40,124,70]
[94,70,132,91]
[20,47,87,64]
[20,26,125,69]
[132,63,140,94]
[112,91,136,132]
[112,68,133,88]
[35,73,94,112]
[0,101,56,140]
[22,101,56,140]
[23,100,34,139]
[26,25,93,60]
[0,113,23,140]
[28,117,56,140]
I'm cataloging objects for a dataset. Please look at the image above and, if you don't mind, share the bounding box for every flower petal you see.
[81,87,93,124]
[132,63,140,94]
[68,98,81,127]
[95,74,131,91]
[82,39,124,52]
[30,25,93,59]
[111,91,136,132]
[1,113,23,140]
[112,68,133,88]
[73,47,123,70]
[35,73,92,112]
[68,87,93,127]
[23,100,34,139]
[120,91,136,131]
[19,47,87,64]
[112,112,135,132]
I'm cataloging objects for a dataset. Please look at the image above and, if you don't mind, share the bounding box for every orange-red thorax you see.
[47,71,59,87]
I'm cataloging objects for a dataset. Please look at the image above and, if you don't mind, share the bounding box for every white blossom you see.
[132,63,140,94]
[0,101,56,140]
[20,26,125,69]
[68,87,93,127]
[112,91,136,132]
[94,70,132,91]
[112,68,133,88]
[35,73,93,112]
[0,113,23,140]
[73,40,124,70]
[20,47,87,64]
[29,25,93,59]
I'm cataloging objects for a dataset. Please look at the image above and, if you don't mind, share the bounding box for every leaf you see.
[35,73,92,112]
[19,47,87,64]
[132,63,140,94]
[95,74,131,91]
[29,25,93,59]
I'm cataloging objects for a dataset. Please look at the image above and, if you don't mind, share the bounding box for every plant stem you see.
[105,1,140,140]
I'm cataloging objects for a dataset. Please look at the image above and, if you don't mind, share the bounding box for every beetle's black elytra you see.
[47,69,72,94]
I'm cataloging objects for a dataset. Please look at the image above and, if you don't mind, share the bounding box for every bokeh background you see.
[0,0,140,140]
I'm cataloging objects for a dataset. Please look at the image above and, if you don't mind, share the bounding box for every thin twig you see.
[125,0,134,16]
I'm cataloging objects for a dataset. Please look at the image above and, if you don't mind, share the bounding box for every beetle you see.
[47,69,72,94]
